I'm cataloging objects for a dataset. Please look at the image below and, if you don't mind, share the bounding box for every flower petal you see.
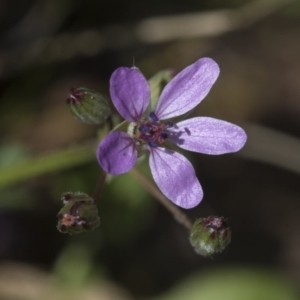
[155,58,220,120]
[110,67,150,121]
[149,147,203,209]
[97,131,137,175]
[169,117,247,154]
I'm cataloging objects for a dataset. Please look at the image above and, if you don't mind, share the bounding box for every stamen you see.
[138,114,170,147]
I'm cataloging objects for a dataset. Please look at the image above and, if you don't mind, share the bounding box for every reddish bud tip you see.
[66,88,84,104]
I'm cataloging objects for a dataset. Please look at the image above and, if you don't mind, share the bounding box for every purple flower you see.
[97,58,247,209]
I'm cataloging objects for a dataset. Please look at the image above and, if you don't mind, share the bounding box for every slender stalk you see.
[92,172,107,201]
[130,168,193,231]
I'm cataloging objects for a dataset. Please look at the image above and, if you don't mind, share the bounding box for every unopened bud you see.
[189,216,231,257]
[57,192,100,235]
[148,69,174,110]
[67,87,111,124]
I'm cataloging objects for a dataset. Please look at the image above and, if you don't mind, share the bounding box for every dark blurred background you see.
[0,0,300,299]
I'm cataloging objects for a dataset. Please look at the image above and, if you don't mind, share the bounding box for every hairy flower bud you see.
[57,192,100,235]
[189,216,231,257]
[67,87,111,124]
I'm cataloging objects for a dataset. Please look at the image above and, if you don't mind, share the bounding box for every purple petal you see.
[97,131,137,175]
[149,147,203,209]
[169,117,247,154]
[155,58,220,120]
[110,67,150,122]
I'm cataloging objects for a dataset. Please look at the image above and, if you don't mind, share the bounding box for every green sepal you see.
[147,69,174,112]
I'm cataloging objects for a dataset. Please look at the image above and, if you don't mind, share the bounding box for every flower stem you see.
[92,172,106,201]
[130,168,193,231]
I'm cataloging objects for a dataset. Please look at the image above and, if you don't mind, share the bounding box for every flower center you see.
[137,112,173,147]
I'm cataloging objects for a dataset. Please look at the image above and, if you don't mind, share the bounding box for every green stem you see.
[130,168,193,231]
[92,172,107,201]
[0,143,95,189]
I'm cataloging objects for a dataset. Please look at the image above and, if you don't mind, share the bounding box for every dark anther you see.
[148,141,158,147]
[160,133,168,139]
[149,112,159,122]
[166,121,173,128]
[139,124,151,133]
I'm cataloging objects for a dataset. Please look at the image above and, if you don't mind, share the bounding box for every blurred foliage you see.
[0,143,33,209]
[101,171,155,246]
[0,143,95,189]
[155,267,299,300]
[0,263,298,300]
[53,244,96,287]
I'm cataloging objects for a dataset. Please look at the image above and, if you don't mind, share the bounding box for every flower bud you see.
[57,192,100,235]
[189,216,231,257]
[66,87,111,124]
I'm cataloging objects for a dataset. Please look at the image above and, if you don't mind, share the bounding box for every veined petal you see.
[110,67,150,122]
[97,131,137,175]
[155,58,220,120]
[169,117,247,154]
[149,147,203,209]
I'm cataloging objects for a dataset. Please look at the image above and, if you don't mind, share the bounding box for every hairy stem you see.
[130,168,193,231]
[92,172,107,201]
